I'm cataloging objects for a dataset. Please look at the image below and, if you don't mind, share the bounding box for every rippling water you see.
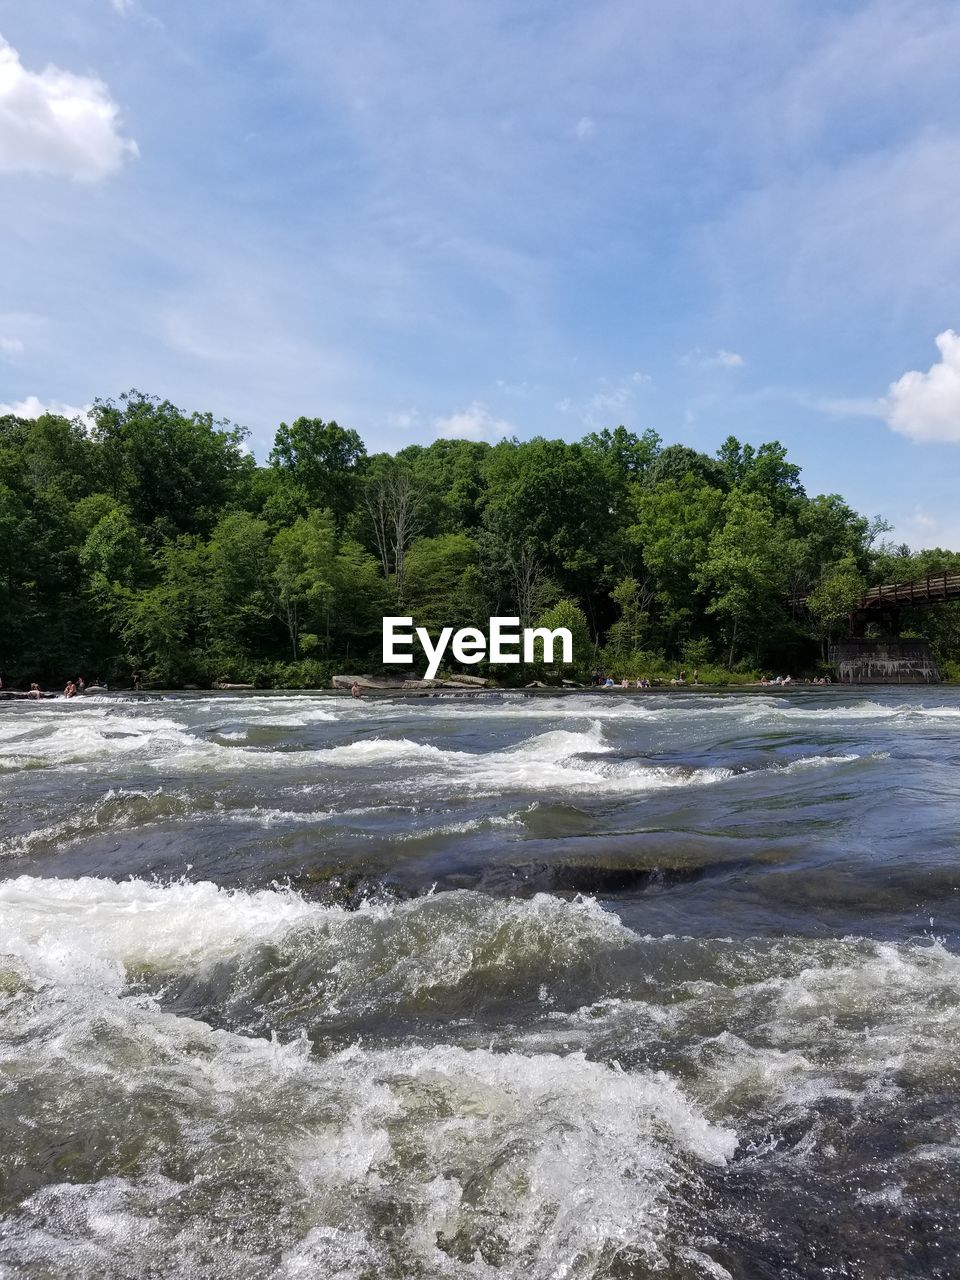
[2,686,960,1278]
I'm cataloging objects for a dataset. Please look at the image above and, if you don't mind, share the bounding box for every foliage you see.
[532,599,593,679]
[0,394,950,688]
[806,556,867,641]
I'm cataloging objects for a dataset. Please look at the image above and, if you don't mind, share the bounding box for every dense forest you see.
[2,391,958,688]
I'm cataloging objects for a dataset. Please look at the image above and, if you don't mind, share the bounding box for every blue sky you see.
[2,0,960,548]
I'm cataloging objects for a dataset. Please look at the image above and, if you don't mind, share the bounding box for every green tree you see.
[483,438,616,581]
[121,538,212,684]
[403,534,483,634]
[269,417,366,528]
[806,556,867,653]
[700,491,789,668]
[271,511,339,660]
[533,599,593,680]
[605,577,652,656]
[628,478,724,647]
[90,391,251,538]
[207,512,276,661]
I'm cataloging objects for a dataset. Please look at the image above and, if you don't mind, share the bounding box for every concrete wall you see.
[830,639,940,684]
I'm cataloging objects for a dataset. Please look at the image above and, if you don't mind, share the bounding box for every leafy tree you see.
[482,438,616,582]
[700,490,789,667]
[121,538,212,684]
[646,444,727,492]
[80,508,151,588]
[403,534,483,634]
[272,511,339,660]
[717,437,804,512]
[532,599,593,679]
[605,577,652,656]
[628,478,724,645]
[269,417,366,528]
[90,391,250,537]
[807,556,867,653]
[207,513,276,660]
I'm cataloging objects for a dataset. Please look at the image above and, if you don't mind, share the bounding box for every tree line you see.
[1,391,958,687]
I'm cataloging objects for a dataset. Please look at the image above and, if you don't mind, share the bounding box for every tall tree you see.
[90,391,250,538]
[269,417,366,528]
[363,457,425,603]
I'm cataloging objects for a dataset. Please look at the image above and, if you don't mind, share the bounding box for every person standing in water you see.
[63,679,77,698]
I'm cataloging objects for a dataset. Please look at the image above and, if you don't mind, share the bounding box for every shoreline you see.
[2,682,947,704]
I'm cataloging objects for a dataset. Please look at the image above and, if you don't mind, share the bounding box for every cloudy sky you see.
[1,0,959,547]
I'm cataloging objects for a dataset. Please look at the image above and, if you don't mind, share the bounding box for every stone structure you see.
[830,639,940,684]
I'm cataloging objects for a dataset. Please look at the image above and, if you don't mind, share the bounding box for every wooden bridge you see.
[828,570,959,682]
[856,570,960,613]
[803,570,959,682]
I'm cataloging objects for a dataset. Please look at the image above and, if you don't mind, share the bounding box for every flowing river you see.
[2,686,959,1278]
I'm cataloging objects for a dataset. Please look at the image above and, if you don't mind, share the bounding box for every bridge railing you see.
[860,570,960,609]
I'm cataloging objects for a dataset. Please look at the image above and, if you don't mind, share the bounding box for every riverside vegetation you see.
[2,391,958,688]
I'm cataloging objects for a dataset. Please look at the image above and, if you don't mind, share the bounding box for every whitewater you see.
[2,685,960,1278]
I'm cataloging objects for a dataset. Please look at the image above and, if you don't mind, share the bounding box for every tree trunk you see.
[727,616,738,670]
[285,596,298,661]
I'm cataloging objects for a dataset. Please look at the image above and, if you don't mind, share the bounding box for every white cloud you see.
[887,329,960,444]
[111,0,134,12]
[0,335,24,360]
[575,116,595,140]
[0,394,91,425]
[811,393,886,418]
[590,386,631,413]
[893,505,960,551]
[0,35,137,181]
[684,347,745,369]
[557,371,649,426]
[495,378,535,396]
[433,401,512,441]
[709,348,744,368]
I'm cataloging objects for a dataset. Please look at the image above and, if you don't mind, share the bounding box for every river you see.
[1,686,959,1278]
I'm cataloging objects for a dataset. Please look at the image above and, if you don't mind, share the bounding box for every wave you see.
[306,723,739,798]
[0,1007,732,1279]
[0,874,734,1277]
[309,724,861,799]
[0,875,636,1006]
[537,932,960,1119]
[0,874,319,989]
[0,704,865,814]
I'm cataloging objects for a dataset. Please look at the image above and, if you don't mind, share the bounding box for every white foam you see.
[913,704,960,719]
[0,875,319,986]
[557,934,960,1113]
[0,988,734,1279]
[0,873,735,1277]
[0,876,636,1004]
[304,722,744,798]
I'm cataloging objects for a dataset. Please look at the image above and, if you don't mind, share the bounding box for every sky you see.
[1,0,960,549]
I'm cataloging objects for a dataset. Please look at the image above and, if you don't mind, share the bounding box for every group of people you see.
[26,675,111,699]
[759,674,831,686]
[590,669,700,689]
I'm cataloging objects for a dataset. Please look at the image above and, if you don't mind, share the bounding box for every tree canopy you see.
[0,393,951,687]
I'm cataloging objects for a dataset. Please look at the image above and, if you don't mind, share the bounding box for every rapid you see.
[1,686,959,1278]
